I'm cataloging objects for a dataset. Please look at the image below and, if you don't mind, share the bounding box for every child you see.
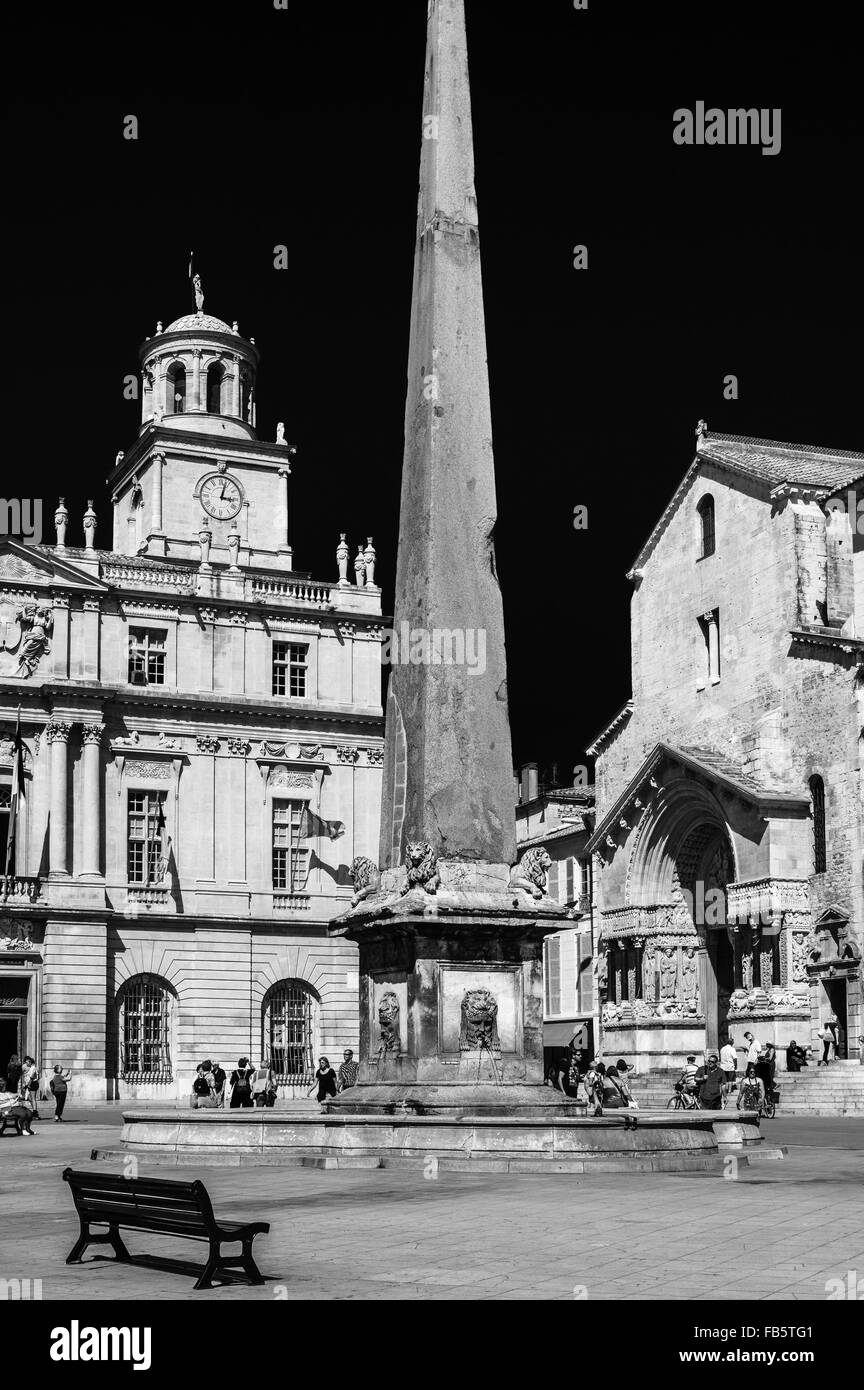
[49,1065,70,1122]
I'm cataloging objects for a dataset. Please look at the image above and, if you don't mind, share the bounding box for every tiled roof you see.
[676,745,770,798]
[33,545,197,571]
[699,433,864,491]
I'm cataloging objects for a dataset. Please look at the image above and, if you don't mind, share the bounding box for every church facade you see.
[588,428,864,1072]
[0,299,384,1099]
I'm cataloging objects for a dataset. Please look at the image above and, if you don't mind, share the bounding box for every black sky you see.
[5,0,861,778]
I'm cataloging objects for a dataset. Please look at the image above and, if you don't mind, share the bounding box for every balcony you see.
[273,892,311,913]
[1,875,42,906]
[126,885,172,912]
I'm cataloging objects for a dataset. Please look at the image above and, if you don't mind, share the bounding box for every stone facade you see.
[0,301,383,1100]
[514,767,597,1052]
[588,430,864,1071]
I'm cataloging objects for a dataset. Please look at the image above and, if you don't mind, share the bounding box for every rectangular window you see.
[565,857,575,904]
[272,641,308,698]
[544,934,562,1015]
[0,785,11,873]
[127,791,166,884]
[272,799,310,891]
[575,933,593,1013]
[128,628,166,686]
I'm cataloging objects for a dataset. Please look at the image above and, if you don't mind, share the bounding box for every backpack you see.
[235,1069,251,1091]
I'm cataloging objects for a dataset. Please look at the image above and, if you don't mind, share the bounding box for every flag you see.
[298,806,345,841]
[149,795,173,885]
[4,709,24,879]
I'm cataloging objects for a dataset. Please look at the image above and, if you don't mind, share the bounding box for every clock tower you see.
[109,284,298,574]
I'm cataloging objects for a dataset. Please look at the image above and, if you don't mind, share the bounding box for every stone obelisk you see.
[330,0,571,1115]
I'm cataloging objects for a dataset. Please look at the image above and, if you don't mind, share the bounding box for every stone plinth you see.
[327,869,573,1113]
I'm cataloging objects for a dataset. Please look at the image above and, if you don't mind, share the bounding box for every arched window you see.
[206,364,224,414]
[116,974,175,1082]
[166,363,186,415]
[698,495,716,558]
[810,775,827,873]
[262,980,318,1086]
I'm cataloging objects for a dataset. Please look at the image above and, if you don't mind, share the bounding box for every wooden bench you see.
[62,1168,270,1290]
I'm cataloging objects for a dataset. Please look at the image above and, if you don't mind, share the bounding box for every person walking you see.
[49,1065,70,1122]
[310,1057,338,1104]
[696,1054,725,1110]
[337,1049,359,1093]
[737,1062,765,1112]
[818,1020,836,1066]
[229,1057,255,1108]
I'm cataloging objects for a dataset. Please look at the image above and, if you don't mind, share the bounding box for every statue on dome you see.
[193,273,204,313]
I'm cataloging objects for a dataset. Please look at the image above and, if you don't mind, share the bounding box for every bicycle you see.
[666,1083,702,1111]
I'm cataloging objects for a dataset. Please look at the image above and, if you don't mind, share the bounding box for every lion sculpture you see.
[350,855,380,908]
[400,840,440,896]
[509,847,552,899]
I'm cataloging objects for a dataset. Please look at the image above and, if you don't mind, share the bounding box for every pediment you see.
[0,541,108,593]
[813,904,849,928]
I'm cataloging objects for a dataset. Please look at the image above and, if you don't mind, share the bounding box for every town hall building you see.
[588,425,864,1072]
[0,293,384,1100]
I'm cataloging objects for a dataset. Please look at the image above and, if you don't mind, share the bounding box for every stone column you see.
[80,723,104,879]
[231,355,241,416]
[142,367,153,422]
[152,452,165,533]
[47,721,73,877]
[191,349,202,412]
[278,466,292,564]
[703,611,720,684]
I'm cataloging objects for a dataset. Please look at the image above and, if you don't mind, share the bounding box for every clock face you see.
[200,474,243,520]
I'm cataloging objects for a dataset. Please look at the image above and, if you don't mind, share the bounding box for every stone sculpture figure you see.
[681,945,699,1007]
[14,604,53,678]
[378,992,401,1054]
[509,847,552,899]
[658,946,678,999]
[641,939,657,1004]
[336,534,350,584]
[193,273,204,313]
[350,856,380,908]
[400,841,440,895]
[354,545,366,587]
[459,988,500,1052]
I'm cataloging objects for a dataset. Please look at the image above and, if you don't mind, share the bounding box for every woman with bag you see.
[229,1057,255,1109]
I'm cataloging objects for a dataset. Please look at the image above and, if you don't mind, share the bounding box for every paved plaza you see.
[1,1108,863,1301]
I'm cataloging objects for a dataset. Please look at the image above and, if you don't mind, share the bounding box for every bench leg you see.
[109,1226,131,1262]
[241,1237,265,1286]
[194,1242,221,1291]
[66,1224,91,1264]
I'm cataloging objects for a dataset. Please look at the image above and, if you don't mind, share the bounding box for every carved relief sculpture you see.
[509,847,552,899]
[459,987,501,1053]
[14,604,54,678]
[378,992,401,1054]
[401,841,440,895]
[658,946,678,1000]
[641,939,657,1003]
[681,945,699,1011]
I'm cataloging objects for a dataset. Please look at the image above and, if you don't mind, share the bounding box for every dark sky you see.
[6,0,861,777]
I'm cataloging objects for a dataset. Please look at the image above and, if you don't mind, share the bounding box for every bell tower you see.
[109,277,297,573]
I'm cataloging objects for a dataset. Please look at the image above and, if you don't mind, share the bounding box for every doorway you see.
[0,1016,23,1083]
[824,979,848,1058]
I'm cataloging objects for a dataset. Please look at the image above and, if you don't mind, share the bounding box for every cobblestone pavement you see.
[1,1111,863,1301]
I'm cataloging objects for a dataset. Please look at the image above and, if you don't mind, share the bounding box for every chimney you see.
[520,762,539,804]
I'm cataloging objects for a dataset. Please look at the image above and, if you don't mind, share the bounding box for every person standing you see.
[310,1057,338,1104]
[5,1052,22,1097]
[337,1049,359,1093]
[737,1062,765,1112]
[696,1054,725,1110]
[719,1036,738,1095]
[49,1066,70,1122]
[818,1021,836,1066]
[229,1057,254,1108]
[211,1061,226,1108]
[742,1031,762,1069]
[20,1056,39,1120]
